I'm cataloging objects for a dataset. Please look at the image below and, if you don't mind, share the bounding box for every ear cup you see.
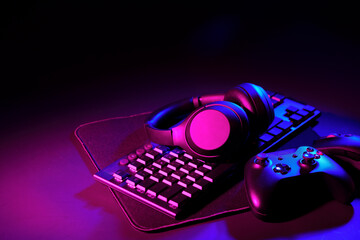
[224,83,274,137]
[177,101,250,159]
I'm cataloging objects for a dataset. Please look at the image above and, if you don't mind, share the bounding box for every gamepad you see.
[314,133,360,170]
[244,146,355,221]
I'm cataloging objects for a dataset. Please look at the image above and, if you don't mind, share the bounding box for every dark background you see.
[1,2,360,239]
[2,1,360,131]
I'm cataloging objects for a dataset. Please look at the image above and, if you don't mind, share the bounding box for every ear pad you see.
[173,101,249,160]
[224,83,274,137]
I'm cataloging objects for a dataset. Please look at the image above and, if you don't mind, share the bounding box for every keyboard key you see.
[161,153,176,163]
[203,164,231,183]
[268,127,283,137]
[146,182,168,198]
[136,155,153,165]
[144,165,158,174]
[159,167,174,177]
[154,145,169,154]
[186,172,202,182]
[268,117,282,129]
[194,166,210,176]
[136,178,156,193]
[158,184,184,202]
[169,148,185,157]
[188,159,203,168]
[171,170,187,180]
[126,176,141,188]
[296,109,310,117]
[169,193,189,209]
[277,120,293,130]
[135,170,150,180]
[285,106,299,113]
[259,133,274,142]
[180,165,194,174]
[113,170,129,181]
[128,161,143,172]
[150,172,165,182]
[178,178,193,188]
[176,156,191,165]
[182,186,200,198]
[203,162,217,170]
[168,161,182,171]
[153,159,167,169]
[163,176,178,186]
[289,113,303,124]
[145,149,161,159]
[303,105,315,112]
[193,178,211,190]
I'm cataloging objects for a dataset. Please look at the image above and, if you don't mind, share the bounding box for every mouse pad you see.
[73,112,320,232]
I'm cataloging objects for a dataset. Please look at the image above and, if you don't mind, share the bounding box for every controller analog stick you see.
[301,152,316,166]
[254,153,269,166]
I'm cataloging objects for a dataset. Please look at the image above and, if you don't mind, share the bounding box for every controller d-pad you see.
[273,163,291,175]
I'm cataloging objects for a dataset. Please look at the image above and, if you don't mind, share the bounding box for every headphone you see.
[145,83,274,161]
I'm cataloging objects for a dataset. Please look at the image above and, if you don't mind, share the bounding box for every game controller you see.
[244,146,355,221]
[314,133,360,170]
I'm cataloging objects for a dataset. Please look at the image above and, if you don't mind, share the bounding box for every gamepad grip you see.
[244,146,355,221]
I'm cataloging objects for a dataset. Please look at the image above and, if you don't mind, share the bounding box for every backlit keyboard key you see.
[259,133,274,142]
[154,145,169,154]
[144,165,158,174]
[128,161,143,172]
[169,148,185,157]
[159,167,174,177]
[113,170,129,181]
[188,159,203,168]
[146,182,168,198]
[176,156,191,165]
[193,179,210,190]
[150,172,165,182]
[158,184,183,202]
[268,127,283,137]
[194,166,209,176]
[203,162,217,170]
[168,162,182,171]
[171,170,187,180]
[153,159,167,169]
[177,178,193,188]
[161,153,176,163]
[136,178,156,193]
[182,186,200,198]
[169,193,189,209]
[126,176,141,188]
[145,149,161,159]
[163,176,178,186]
[186,172,202,182]
[136,155,153,165]
[135,170,150,180]
[203,164,231,183]
[180,165,194,174]
[277,120,293,130]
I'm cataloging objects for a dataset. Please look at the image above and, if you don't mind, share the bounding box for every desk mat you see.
[74,113,251,232]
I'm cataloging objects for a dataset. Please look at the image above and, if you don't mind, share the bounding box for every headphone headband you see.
[145,93,225,146]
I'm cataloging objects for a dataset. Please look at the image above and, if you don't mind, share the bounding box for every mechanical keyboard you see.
[93,90,321,219]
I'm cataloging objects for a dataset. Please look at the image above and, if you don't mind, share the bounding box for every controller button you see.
[314,154,320,159]
[278,157,283,160]
[306,147,314,152]
[255,153,269,166]
[326,133,340,138]
[273,163,291,175]
[316,150,323,155]
[292,154,298,158]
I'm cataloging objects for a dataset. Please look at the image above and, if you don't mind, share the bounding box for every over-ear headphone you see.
[145,83,274,161]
